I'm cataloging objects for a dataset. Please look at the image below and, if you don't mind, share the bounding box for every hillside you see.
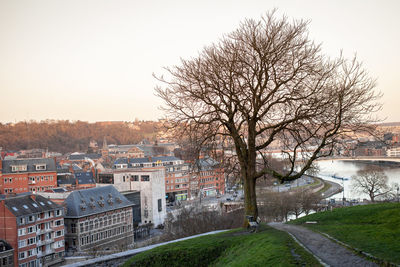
[290,203,400,264]
[0,120,163,154]
[123,225,321,267]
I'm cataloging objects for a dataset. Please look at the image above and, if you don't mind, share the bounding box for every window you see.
[158,199,162,212]
[19,252,26,259]
[28,249,35,257]
[18,239,27,248]
[71,223,77,233]
[56,209,62,216]
[131,175,139,181]
[80,223,84,232]
[28,215,34,222]
[141,175,150,181]
[19,217,25,224]
[56,230,63,237]
[11,165,27,172]
[35,164,47,171]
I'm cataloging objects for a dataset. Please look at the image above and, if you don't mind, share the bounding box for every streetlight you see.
[397,186,399,203]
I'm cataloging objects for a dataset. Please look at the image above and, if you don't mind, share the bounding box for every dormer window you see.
[35,164,46,171]
[11,165,27,172]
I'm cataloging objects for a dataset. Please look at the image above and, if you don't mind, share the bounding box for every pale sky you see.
[0,0,399,123]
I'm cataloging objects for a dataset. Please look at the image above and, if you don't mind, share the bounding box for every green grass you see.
[123,225,321,267]
[290,202,400,264]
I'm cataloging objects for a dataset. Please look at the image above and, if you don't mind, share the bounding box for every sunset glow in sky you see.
[1,0,399,123]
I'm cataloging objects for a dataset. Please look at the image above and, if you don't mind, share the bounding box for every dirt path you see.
[268,222,378,267]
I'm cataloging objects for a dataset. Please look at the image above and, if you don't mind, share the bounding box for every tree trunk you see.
[243,174,257,227]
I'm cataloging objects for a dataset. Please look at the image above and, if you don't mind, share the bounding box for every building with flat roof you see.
[98,169,166,227]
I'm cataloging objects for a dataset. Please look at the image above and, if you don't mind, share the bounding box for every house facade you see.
[0,193,65,267]
[98,168,166,227]
[0,159,57,195]
[63,186,134,253]
[113,156,191,201]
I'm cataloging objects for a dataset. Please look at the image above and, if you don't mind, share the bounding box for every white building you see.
[98,168,166,227]
[387,147,400,157]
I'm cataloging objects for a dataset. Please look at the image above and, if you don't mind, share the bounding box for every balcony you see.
[37,238,54,246]
[37,248,55,258]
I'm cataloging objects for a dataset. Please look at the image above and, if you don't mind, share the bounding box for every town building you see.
[387,147,400,157]
[113,156,191,201]
[98,168,166,227]
[0,240,14,267]
[0,158,57,195]
[0,193,65,267]
[113,156,225,201]
[63,186,134,253]
[192,157,225,198]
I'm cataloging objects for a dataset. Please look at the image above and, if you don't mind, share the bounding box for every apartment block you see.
[0,159,57,195]
[0,193,65,267]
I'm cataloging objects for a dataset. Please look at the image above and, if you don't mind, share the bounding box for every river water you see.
[316,160,400,200]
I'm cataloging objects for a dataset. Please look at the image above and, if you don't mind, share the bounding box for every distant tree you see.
[352,166,390,202]
[156,11,381,224]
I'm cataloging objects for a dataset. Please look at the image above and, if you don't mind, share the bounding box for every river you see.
[316,159,400,200]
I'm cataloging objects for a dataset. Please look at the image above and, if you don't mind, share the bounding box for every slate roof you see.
[114,156,180,165]
[1,158,56,174]
[57,174,76,185]
[3,193,61,217]
[68,153,102,161]
[196,157,220,170]
[75,172,95,184]
[64,185,134,218]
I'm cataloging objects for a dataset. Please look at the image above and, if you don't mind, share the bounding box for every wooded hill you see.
[0,120,163,154]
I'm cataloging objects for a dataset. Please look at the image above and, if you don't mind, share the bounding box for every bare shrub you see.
[161,207,243,241]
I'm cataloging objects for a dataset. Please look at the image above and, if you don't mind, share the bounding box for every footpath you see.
[268,222,378,267]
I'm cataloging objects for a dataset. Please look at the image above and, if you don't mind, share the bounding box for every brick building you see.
[192,157,225,198]
[113,156,225,202]
[0,193,65,267]
[0,159,57,195]
[63,186,134,253]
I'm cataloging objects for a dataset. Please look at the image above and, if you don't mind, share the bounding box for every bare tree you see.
[155,11,381,224]
[352,166,390,202]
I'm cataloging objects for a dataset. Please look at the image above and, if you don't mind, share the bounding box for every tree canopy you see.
[156,11,381,221]
[352,166,390,202]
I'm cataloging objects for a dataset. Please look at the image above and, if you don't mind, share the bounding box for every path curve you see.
[268,222,378,267]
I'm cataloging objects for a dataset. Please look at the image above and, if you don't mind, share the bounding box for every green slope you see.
[290,202,400,264]
[123,225,321,267]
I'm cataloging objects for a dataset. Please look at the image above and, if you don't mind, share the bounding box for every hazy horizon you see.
[1,0,399,123]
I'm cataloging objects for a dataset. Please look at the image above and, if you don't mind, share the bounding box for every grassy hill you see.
[123,225,321,267]
[290,202,400,264]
